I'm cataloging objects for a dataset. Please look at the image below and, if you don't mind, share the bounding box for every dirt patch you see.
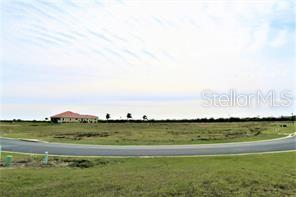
[168,130,196,135]
[190,129,262,141]
[0,157,123,168]
[191,135,226,141]
[224,131,246,138]
[54,131,111,140]
[0,158,44,168]
[247,128,262,136]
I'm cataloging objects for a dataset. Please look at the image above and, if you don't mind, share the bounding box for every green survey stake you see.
[43,151,48,165]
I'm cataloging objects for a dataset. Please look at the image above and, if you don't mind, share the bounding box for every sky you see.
[0,0,295,120]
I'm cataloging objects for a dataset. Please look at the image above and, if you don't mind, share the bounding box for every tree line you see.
[1,114,295,123]
[101,114,295,123]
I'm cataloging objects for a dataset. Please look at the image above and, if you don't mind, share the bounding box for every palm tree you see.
[142,115,148,121]
[127,113,132,120]
[106,113,110,121]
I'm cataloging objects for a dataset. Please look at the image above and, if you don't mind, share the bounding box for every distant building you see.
[50,111,98,123]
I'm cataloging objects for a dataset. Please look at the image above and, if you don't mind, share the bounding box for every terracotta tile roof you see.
[51,111,98,119]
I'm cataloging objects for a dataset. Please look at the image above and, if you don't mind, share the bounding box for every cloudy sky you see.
[0,0,295,120]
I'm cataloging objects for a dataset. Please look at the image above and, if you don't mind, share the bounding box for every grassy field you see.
[0,121,294,145]
[0,152,295,196]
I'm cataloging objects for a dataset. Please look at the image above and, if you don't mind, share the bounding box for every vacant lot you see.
[0,121,294,145]
[0,152,295,196]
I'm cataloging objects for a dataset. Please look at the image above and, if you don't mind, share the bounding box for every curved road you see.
[1,136,295,156]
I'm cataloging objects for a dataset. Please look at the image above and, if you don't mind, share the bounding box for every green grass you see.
[0,121,294,145]
[0,152,295,196]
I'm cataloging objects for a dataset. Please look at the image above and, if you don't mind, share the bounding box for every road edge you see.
[2,149,295,158]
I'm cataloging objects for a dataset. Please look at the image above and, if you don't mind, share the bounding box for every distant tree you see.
[127,113,132,120]
[106,113,111,121]
[142,115,148,121]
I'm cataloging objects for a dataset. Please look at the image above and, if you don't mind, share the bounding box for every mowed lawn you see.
[0,152,295,196]
[0,121,294,145]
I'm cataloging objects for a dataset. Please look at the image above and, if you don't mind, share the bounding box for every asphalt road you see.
[1,136,295,156]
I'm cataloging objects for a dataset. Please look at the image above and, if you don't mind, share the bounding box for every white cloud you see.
[270,29,288,47]
[274,0,291,11]
[246,23,270,52]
